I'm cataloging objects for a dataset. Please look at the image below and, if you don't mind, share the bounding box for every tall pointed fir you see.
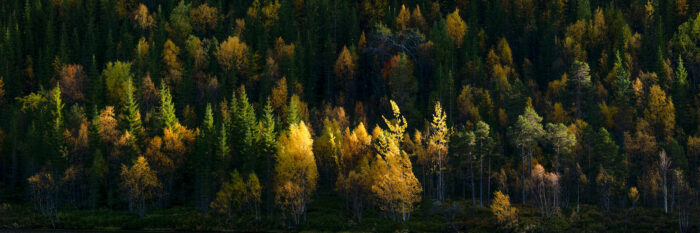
[231,86,257,172]
[194,104,215,212]
[215,120,230,187]
[258,98,277,215]
[158,83,178,131]
[123,78,143,143]
[673,57,691,134]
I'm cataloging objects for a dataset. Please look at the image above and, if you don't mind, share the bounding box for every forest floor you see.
[0,194,684,232]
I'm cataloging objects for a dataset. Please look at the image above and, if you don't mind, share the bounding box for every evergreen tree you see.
[194,104,215,212]
[258,98,276,214]
[673,57,691,134]
[158,83,178,130]
[123,78,143,142]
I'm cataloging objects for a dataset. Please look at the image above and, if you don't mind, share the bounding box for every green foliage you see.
[103,61,134,105]
[158,83,178,130]
[123,78,143,141]
[1,0,700,231]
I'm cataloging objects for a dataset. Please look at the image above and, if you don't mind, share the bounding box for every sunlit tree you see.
[275,121,317,225]
[120,156,161,217]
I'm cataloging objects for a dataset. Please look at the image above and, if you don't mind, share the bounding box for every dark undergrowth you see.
[0,195,687,232]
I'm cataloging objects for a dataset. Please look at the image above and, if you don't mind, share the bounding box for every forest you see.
[0,0,700,232]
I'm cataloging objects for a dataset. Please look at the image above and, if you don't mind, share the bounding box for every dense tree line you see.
[1,0,700,231]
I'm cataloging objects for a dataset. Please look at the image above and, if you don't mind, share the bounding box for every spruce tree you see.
[123,78,143,143]
[158,83,178,130]
[194,104,215,212]
[259,98,276,214]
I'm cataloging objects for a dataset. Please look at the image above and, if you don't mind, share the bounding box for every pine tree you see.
[569,61,591,119]
[546,123,576,173]
[512,106,544,204]
[475,121,490,206]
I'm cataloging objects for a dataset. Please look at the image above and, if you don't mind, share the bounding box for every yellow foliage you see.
[446,8,467,48]
[120,156,161,216]
[98,106,120,145]
[411,5,427,32]
[628,187,639,205]
[275,121,318,224]
[162,40,183,87]
[497,38,513,66]
[644,85,675,140]
[190,4,218,32]
[334,46,356,82]
[428,102,449,172]
[382,100,408,143]
[370,132,422,221]
[549,103,570,124]
[491,191,518,230]
[396,5,411,31]
[598,102,619,129]
[132,4,154,31]
[271,77,288,114]
[216,36,249,74]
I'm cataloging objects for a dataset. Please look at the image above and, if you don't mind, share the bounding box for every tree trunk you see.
[471,152,476,207]
[663,170,668,213]
[487,157,492,205]
[521,146,526,204]
[479,153,483,207]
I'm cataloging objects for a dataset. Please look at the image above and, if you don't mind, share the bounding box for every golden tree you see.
[215,36,249,75]
[190,4,218,33]
[411,5,427,32]
[644,85,675,140]
[120,156,161,217]
[132,4,154,33]
[370,130,422,222]
[396,5,411,31]
[275,121,318,225]
[370,101,421,221]
[59,64,87,103]
[491,191,518,231]
[381,100,408,143]
[428,102,449,201]
[336,123,372,222]
[98,106,121,147]
[334,46,356,86]
[446,8,467,48]
[271,76,288,114]
[162,40,183,87]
